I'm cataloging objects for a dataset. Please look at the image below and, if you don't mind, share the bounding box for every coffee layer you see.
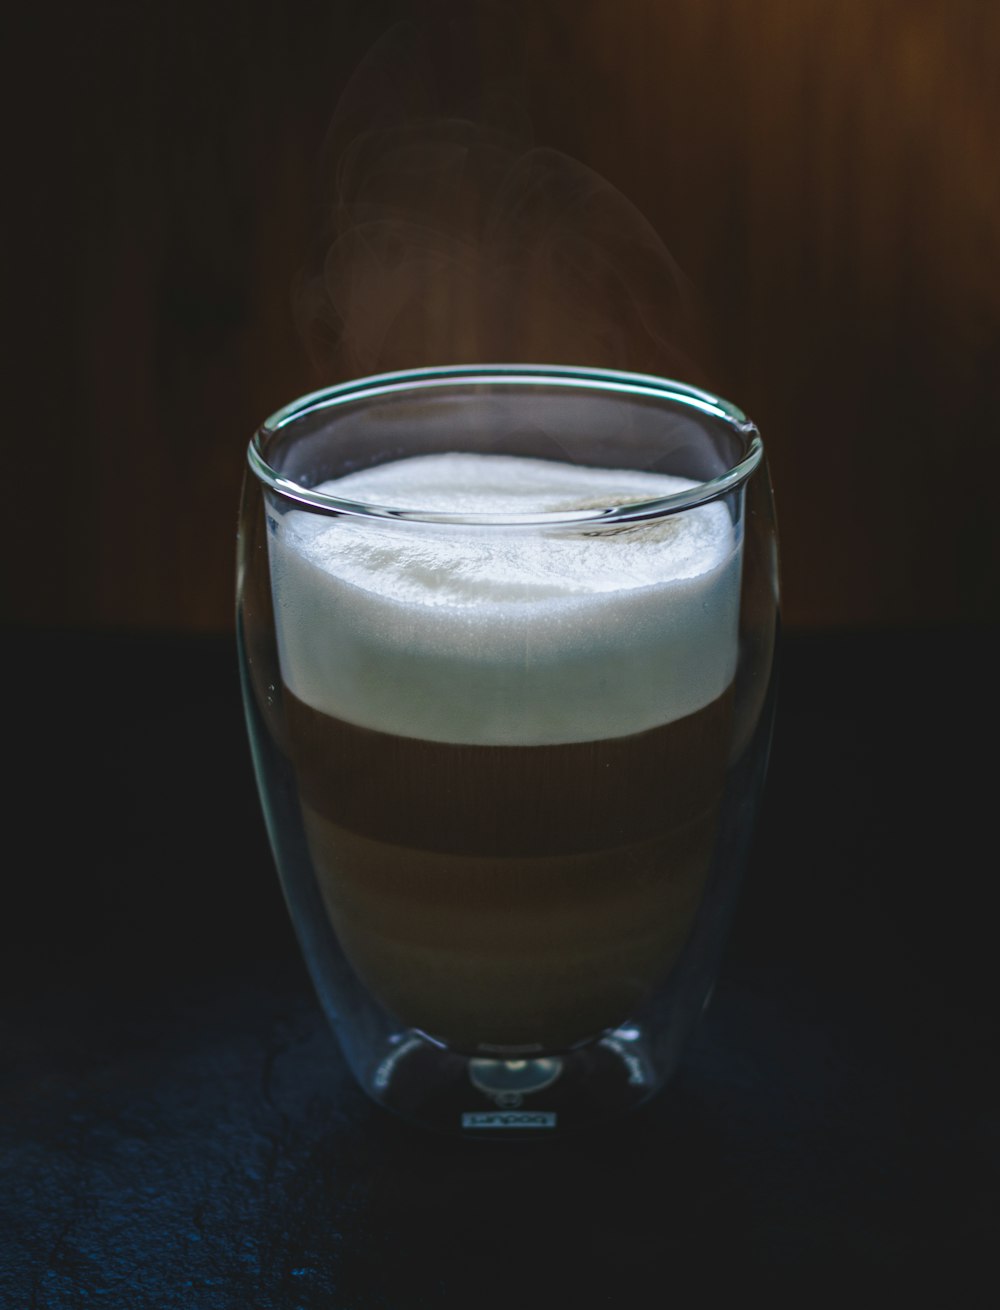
[305,812,716,1053]
[286,687,733,856]
[288,689,733,1052]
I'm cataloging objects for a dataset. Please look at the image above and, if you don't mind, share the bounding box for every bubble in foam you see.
[268,454,742,745]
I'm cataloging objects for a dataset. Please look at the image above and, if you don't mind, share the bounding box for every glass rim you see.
[248,363,764,527]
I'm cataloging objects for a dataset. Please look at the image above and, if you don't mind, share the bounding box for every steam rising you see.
[294,17,702,381]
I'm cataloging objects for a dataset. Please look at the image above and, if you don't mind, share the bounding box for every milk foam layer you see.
[268,454,742,745]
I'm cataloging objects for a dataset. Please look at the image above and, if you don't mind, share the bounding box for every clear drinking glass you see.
[236,364,778,1137]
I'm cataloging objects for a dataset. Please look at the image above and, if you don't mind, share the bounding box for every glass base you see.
[365,1024,661,1138]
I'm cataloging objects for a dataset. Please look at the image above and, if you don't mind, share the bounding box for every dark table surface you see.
[2,624,996,1307]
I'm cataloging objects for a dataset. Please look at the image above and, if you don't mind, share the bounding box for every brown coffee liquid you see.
[287,687,733,1054]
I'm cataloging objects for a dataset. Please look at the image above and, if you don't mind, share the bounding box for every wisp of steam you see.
[293,16,703,383]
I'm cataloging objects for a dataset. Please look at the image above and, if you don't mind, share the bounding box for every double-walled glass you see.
[237,365,778,1137]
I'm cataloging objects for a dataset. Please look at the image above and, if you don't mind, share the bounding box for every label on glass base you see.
[461,1111,558,1130]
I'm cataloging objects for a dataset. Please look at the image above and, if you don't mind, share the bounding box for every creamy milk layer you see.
[268,453,742,745]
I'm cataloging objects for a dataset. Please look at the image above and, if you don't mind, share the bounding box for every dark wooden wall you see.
[6,0,998,631]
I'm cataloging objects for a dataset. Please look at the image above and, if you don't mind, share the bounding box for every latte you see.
[267,453,742,1053]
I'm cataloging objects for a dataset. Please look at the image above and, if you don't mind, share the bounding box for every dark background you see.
[3,2,998,1306]
[4,0,998,633]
